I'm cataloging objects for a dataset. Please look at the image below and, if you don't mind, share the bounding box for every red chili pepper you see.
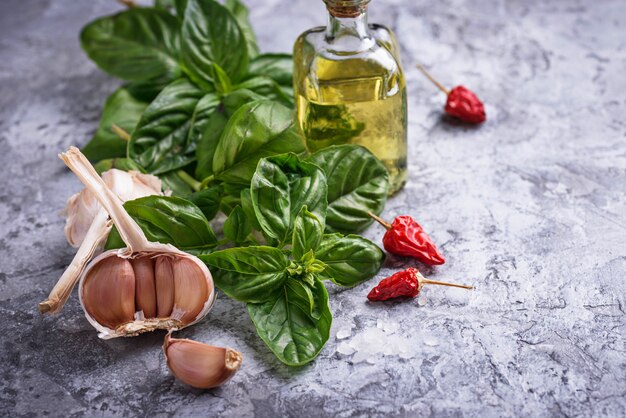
[367,267,473,301]
[416,64,486,124]
[369,212,445,265]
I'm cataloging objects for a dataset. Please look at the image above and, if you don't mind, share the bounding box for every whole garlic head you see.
[64,169,163,248]
[60,147,216,339]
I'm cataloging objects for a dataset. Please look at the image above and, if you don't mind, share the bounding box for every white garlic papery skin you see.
[163,333,242,389]
[64,169,163,248]
[60,147,216,339]
[39,169,163,315]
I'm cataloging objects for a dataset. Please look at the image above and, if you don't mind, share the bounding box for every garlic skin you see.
[38,209,111,314]
[163,333,242,389]
[63,188,100,248]
[64,169,162,248]
[61,147,216,339]
[39,169,163,315]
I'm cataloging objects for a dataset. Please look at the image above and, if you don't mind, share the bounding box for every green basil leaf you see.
[158,171,193,196]
[155,0,175,10]
[181,0,248,89]
[285,279,315,318]
[292,206,324,261]
[235,76,293,106]
[82,88,148,161]
[224,0,260,59]
[174,0,187,19]
[186,183,222,220]
[251,153,327,245]
[94,158,146,175]
[104,196,217,250]
[183,245,216,256]
[222,89,266,115]
[129,79,220,174]
[80,8,181,83]
[194,110,228,180]
[247,278,331,366]
[315,233,385,287]
[212,63,233,93]
[217,196,239,217]
[307,145,389,233]
[196,89,274,181]
[240,188,262,231]
[211,100,306,186]
[200,246,289,302]
[125,79,167,102]
[247,53,293,86]
[224,205,252,244]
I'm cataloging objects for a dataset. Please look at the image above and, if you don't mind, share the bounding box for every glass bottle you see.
[293,0,408,193]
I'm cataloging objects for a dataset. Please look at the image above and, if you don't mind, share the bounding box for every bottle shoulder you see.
[294,27,402,75]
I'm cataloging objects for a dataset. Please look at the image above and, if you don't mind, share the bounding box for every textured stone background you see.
[1,0,625,416]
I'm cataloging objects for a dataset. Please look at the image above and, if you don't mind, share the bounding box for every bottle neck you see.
[325,4,370,41]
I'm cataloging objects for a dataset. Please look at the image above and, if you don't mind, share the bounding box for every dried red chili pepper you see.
[367,267,472,301]
[416,63,486,124]
[369,212,445,265]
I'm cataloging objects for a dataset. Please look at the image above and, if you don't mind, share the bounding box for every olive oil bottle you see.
[294,0,408,193]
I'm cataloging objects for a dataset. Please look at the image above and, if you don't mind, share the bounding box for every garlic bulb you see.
[60,147,216,339]
[64,169,162,248]
[39,169,163,315]
[163,333,242,389]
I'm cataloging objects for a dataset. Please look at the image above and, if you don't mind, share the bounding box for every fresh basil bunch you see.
[201,153,385,365]
[80,0,293,182]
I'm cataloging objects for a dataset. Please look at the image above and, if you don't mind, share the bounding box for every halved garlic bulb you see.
[60,147,215,339]
[163,333,242,389]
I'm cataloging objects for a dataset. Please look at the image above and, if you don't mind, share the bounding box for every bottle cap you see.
[323,0,370,18]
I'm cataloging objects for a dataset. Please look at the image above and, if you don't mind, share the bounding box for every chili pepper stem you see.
[421,279,473,290]
[368,212,392,230]
[416,64,450,95]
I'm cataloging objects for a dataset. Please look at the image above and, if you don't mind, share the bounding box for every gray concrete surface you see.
[1,0,625,416]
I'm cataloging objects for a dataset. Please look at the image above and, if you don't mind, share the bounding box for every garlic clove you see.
[155,257,175,318]
[131,257,157,319]
[82,257,135,329]
[163,333,242,389]
[171,257,209,324]
[63,188,99,248]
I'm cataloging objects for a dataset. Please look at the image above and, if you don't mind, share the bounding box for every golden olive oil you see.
[293,2,408,193]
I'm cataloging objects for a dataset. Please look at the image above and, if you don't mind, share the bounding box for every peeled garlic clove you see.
[131,257,157,319]
[155,257,175,318]
[82,257,135,329]
[171,257,209,324]
[163,333,242,389]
